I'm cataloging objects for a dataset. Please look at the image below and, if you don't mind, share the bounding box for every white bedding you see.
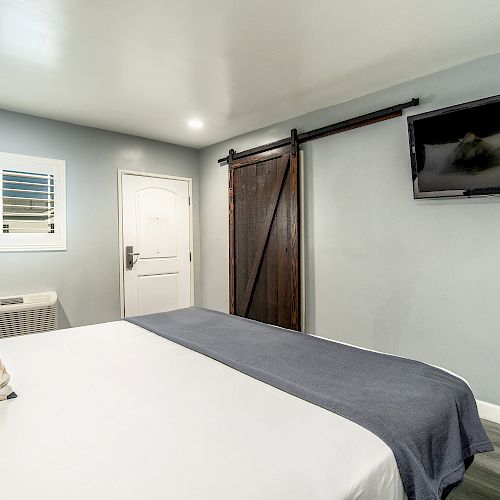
[0,321,406,500]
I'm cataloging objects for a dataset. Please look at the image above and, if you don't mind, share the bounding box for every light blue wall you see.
[0,110,200,327]
[1,53,499,405]
[199,52,500,405]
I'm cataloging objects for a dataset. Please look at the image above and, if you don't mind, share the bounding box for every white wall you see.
[0,110,200,327]
[199,52,500,405]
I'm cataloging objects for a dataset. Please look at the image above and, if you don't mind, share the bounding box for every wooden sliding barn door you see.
[229,145,300,330]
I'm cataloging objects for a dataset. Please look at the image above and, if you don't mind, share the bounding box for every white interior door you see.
[121,173,192,317]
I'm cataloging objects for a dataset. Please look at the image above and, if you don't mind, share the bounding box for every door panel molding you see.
[118,169,194,318]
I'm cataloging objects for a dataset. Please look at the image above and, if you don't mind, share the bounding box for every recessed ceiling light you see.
[188,118,204,130]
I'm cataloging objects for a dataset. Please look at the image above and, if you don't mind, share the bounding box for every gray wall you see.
[0,110,200,327]
[199,52,500,405]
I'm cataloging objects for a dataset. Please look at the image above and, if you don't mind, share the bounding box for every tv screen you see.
[408,95,500,198]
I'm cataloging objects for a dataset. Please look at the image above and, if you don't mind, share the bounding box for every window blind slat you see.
[3,196,53,203]
[3,228,54,233]
[3,188,54,195]
[3,204,52,209]
[3,180,54,188]
[4,213,54,217]
[2,171,54,181]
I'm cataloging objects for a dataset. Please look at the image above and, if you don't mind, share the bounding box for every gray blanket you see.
[127,307,493,500]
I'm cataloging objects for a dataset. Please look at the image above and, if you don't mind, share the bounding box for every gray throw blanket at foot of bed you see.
[127,307,493,500]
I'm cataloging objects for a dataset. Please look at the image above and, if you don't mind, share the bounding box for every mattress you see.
[0,320,407,500]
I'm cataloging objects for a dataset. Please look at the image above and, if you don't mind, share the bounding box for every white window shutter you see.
[0,152,66,251]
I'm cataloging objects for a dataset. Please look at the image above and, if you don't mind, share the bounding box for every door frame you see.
[117,169,194,318]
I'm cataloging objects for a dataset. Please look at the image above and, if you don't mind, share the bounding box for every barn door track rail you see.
[218,98,419,165]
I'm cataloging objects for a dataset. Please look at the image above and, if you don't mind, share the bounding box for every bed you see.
[0,308,490,500]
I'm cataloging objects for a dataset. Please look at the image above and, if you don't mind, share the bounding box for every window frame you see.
[0,152,66,252]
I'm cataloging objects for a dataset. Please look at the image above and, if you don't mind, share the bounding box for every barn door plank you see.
[228,168,235,314]
[289,153,300,329]
[238,154,290,316]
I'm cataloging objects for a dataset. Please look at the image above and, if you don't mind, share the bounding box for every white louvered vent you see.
[0,292,57,338]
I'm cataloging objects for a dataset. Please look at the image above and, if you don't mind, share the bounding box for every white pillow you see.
[423,142,458,174]
[0,358,14,400]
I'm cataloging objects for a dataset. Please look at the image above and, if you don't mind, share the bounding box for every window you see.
[0,152,66,251]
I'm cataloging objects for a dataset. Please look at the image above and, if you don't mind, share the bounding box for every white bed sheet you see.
[0,321,406,500]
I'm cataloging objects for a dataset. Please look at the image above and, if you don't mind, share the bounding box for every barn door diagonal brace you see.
[238,154,290,316]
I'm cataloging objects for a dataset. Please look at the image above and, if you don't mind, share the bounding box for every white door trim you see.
[117,169,194,318]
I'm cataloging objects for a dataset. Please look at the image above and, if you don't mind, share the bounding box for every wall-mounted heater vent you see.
[0,292,58,339]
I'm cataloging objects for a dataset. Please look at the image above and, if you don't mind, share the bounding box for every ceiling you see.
[1,1,500,149]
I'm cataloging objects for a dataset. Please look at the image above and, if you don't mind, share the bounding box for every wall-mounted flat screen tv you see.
[408,95,500,198]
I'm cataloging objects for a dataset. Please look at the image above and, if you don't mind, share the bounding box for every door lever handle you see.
[125,245,140,270]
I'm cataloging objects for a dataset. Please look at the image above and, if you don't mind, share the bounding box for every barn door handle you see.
[125,245,140,270]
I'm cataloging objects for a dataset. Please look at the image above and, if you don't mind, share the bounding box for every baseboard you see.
[477,399,500,424]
